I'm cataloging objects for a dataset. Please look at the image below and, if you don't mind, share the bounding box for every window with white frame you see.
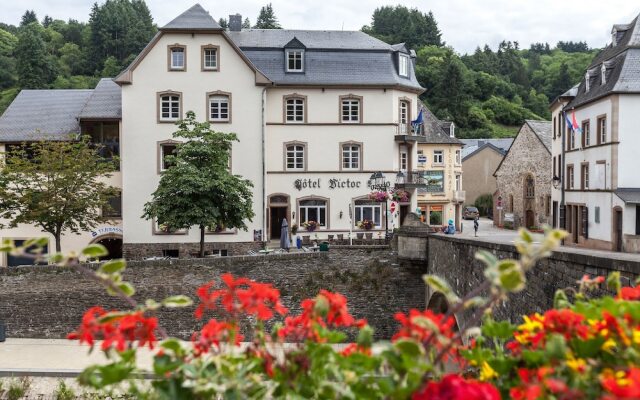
[399,100,409,133]
[433,150,444,164]
[286,143,305,170]
[601,64,607,85]
[170,47,185,70]
[285,97,305,123]
[286,49,304,72]
[455,174,461,191]
[160,143,178,172]
[585,72,590,92]
[582,164,589,189]
[567,165,574,189]
[341,98,361,123]
[342,143,361,170]
[598,116,607,144]
[570,130,576,150]
[203,47,218,70]
[399,54,409,77]
[455,149,461,165]
[209,94,230,122]
[159,94,180,121]
[582,121,590,147]
[400,146,408,171]
[299,199,327,227]
[354,199,382,228]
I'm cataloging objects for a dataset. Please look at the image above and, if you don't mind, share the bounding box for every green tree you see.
[15,23,54,88]
[42,15,53,28]
[101,55,122,76]
[551,62,573,99]
[218,18,228,29]
[88,0,156,67]
[0,137,118,252]
[59,42,84,76]
[254,4,282,29]
[362,6,443,49]
[0,29,18,89]
[242,17,251,29]
[143,112,255,257]
[20,10,38,27]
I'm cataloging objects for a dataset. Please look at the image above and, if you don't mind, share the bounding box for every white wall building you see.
[550,13,640,253]
[0,4,454,264]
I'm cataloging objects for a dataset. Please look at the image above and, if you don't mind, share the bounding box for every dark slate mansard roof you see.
[227,29,424,92]
[415,102,462,145]
[162,3,222,30]
[566,13,640,109]
[0,78,121,142]
[460,138,514,160]
[525,119,552,152]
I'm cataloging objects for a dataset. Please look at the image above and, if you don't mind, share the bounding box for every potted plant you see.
[390,189,410,203]
[291,223,298,236]
[303,220,318,232]
[368,191,390,202]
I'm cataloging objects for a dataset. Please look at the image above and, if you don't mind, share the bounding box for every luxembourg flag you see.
[564,111,573,131]
[571,111,582,134]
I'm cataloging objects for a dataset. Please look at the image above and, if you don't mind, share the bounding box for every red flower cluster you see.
[412,374,500,400]
[619,286,640,301]
[601,367,640,399]
[340,343,372,357]
[278,290,365,342]
[509,309,589,353]
[192,319,241,355]
[195,273,288,320]
[392,309,456,343]
[67,306,158,352]
[509,368,580,400]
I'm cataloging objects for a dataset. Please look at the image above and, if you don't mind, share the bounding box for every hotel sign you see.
[294,178,362,191]
[91,226,123,238]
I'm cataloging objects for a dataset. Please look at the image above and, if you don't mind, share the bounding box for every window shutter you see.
[581,207,588,238]
[559,205,566,229]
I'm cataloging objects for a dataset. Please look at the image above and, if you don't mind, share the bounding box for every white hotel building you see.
[0,4,464,264]
[550,13,640,253]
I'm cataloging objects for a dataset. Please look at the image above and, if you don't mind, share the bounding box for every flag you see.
[563,111,573,132]
[571,111,582,134]
[411,110,424,134]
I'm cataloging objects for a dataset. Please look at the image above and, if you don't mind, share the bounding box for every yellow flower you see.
[602,338,617,352]
[518,314,543,333]
[566,355,586,373]
[480,361,498,381]
[615,370,630,387]
[633,329,640,345]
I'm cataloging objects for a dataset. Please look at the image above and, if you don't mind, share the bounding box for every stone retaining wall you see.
[0,248,426,340]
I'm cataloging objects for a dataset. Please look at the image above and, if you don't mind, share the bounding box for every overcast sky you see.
[2,0,639,53]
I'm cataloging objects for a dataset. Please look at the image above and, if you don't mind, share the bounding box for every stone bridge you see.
[396,214,640,330]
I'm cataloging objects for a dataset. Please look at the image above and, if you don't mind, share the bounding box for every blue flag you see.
[411,110,424,126]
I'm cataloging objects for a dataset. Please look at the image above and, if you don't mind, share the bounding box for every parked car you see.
[463,206,480,220]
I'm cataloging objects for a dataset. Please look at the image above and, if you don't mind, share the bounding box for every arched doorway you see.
[92,234,123,260]
[427,292,460,333]
[523,174,536,228]
[268,194,290,240]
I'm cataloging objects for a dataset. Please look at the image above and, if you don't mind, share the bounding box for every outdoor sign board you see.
[421,170,445,193]
[504,213,514,222]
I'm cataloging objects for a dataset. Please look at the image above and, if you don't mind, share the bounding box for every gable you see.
[494,124,550,177]
[284,37,306,49]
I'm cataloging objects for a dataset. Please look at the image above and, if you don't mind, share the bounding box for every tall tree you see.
[551,62,573,99]
[0,29,18,89]
[15,23,54,88]
[20,10,38,27]
[362,6,443,49]
[88,0,156,67]
[42,15,53,28]
[0,137,119,252]
[218,18,228,29]
[143,112,255,257]
[254,4,282,29]
[242,17,251,29]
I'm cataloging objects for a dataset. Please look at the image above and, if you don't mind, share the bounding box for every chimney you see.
[229,14,242,31]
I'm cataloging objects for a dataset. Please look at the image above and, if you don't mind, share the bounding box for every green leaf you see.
[518,228,533,244]
[475,250,498,268]
[97,311,129,324]
[499,268,525,292]
[356,325,374,349]
[553,289,570,309]
[98,259,126,274]
[393,338,424,357]
[463,296,487,309]
[545,334,567,360]
[48,252,65,264]
[82,244,109,258]
[108,282,135,297]
[145,299,161,310]
[481,320,516,340]
[162,295,193,308]
[423,275,459,302]
[607,272,621,294]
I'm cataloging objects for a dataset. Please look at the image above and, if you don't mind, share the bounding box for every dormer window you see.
[399,54,410,77]
[612,29,617,46]
[601,64,607,85]
[168,45,186,71]
[585,72,590,93]
[450,124,455,138]
[286,49,304,72]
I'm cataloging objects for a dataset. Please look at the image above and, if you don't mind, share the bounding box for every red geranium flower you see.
[192,318,242,355]
[412,374,500,400]
[619,286,640,301]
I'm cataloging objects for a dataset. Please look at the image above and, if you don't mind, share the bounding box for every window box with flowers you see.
[357,219,374,230]
[303,220,319,232]
[368,191,390,202]
[391,189,410,203]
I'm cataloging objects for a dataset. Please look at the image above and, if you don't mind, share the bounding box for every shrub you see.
[54,380,76,400]
[7,378,30,400]
[475,194,493,216]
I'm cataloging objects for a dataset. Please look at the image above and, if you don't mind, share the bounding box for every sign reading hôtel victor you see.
[294,178,362,191]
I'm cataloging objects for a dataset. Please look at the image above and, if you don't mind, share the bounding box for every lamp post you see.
[368,172,391,238]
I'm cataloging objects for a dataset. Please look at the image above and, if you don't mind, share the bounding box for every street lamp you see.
[368,172,390,238]
[395,171,405,185]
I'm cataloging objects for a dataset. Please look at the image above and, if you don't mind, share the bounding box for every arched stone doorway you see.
[523,174,536,228]
[91,234,123,260]
[426,292,460,333]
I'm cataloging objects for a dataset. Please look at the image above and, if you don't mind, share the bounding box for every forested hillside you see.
[363,6,597,138]
[1,2,597,138]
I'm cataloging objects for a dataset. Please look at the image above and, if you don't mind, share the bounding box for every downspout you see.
[560,105,566,231]
[261,86,268,242]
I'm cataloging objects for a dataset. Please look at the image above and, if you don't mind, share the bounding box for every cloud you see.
[2,0,639,53]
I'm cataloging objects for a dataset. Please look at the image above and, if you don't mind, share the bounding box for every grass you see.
[7,377,30,400]
[490,123,520,138]
[55,379,76,400]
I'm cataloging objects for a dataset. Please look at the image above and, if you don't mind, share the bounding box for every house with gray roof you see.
[550,12,640,253]
[459,138,513,207]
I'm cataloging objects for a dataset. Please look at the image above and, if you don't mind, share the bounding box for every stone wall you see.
[0,248,426,340]
[122,241,262,259]
[425,234,640,327]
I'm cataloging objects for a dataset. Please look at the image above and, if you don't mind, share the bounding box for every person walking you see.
[474,216,479,237]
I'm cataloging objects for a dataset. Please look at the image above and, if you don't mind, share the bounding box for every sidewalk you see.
[0,339,154,376]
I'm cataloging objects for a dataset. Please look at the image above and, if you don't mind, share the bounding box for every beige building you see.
[395,106,464,229]
[460,139,512,208]
[494,120,552,229]
[0,5,429,264]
